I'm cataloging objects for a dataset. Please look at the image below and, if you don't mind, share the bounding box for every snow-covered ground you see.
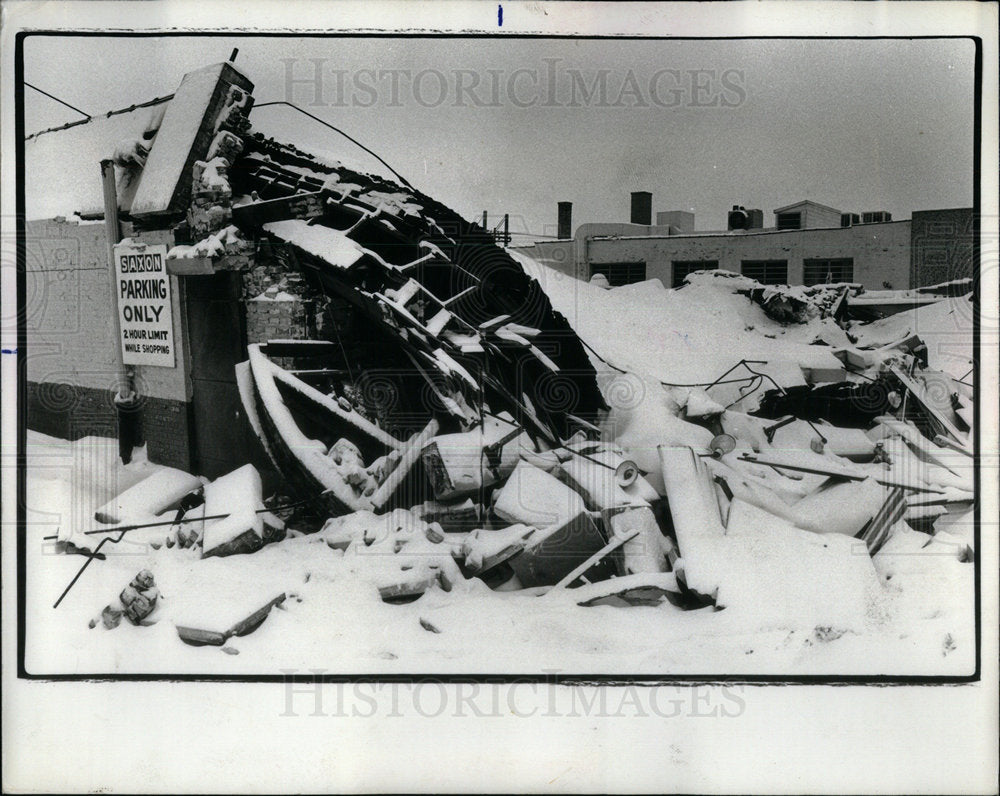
[22,266,978,676]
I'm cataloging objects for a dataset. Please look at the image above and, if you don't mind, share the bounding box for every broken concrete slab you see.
[789,476,888,536]
[131,62,253,217]
[94,467,204,525]
[200,464,272,558]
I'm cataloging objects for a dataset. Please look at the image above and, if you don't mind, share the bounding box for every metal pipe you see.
[100,159,131,394]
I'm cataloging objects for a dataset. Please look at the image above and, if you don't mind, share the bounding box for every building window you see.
[741,259,788,285]
[776,212,801,230]
[861,211,892,224]
[803,258,854,285]
[671,260,719,288]
[590,262,646,286]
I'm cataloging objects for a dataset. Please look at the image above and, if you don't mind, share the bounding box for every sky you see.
[23,35,976,240]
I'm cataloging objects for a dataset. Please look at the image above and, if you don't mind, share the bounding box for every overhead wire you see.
[251,100,413,188]
[24,81,91,120]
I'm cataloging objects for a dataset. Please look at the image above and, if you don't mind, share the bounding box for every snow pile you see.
[25,428,976,675]
[851,294,974,380]
[509,255,851,388]
[712,502,883,632]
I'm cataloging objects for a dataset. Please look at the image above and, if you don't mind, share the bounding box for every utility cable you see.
[251,100,412,188]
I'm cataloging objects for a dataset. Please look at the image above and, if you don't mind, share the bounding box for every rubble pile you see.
[66,291,974,647]
[44,64,976,665]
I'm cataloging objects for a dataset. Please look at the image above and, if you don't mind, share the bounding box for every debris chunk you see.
[200,465,270,558]
[94,467,204,525]
[175,593,286,646]
[494,459,587,530]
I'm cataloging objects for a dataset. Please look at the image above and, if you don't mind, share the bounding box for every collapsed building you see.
[24,60,976,642]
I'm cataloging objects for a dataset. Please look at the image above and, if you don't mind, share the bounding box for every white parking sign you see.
[114,242,176,367]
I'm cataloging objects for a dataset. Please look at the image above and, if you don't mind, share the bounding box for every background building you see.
[516,192,974,290]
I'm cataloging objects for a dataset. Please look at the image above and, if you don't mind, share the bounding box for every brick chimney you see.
[630,191,652,225]
[557,201,573,239]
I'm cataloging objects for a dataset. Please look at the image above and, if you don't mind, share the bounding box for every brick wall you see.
[910,208,975,288]
[141,396,194,471]
[26,381,118,440]
[24,219,120,393]
[241,248,321,346]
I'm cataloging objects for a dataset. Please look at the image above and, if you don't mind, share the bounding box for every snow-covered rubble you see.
[28,252,977,677]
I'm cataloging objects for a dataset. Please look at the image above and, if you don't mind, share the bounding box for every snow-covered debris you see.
[94,467,204,525]
[420,418,529,501]
[131,62,246,216]
[788,477,888,536]
[193,156,231,194]
[261,219,366,269]
[744,281,854,324]
[850,294,973,380]
[461,524,537,573]
[198,465,279,558]
[28,54,978,678]
[90,570,161,629]
[493,459,586,529]
[559,445,652,511]
[657,445,727,600]
[508,511,614,588]
[167,224,251,260]
[174,590,286,646]
[319,508,465,601]
[112,136,150,168]
[514,258,853,392]
[604,504,672,575]
[602,379,715,492]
